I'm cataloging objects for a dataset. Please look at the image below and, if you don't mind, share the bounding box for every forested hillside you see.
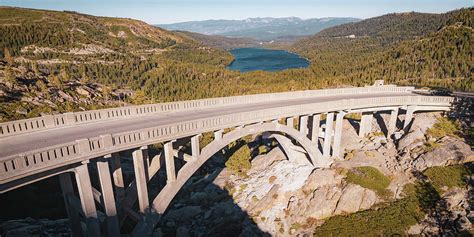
[292,8,473,91]
[0,7,472,121]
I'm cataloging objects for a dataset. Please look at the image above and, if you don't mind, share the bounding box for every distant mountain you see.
[157,17,360,40]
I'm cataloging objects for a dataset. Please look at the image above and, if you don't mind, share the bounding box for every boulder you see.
[334,184,378,215]
[412,137,474,171]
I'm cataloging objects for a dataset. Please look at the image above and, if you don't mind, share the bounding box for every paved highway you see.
[0,92,414,158]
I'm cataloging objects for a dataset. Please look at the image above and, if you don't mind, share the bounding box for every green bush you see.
[426,117,459,140]
[423,165,471,193]
[313,189,423,236]
[225,143,251,177]
[345,166,392,199]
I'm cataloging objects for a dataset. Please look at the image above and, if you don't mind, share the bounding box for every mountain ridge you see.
[157,17,360,40]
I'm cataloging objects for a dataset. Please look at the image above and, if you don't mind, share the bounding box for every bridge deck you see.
[0,92,413,159]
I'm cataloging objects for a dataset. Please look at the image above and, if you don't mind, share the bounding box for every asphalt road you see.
[0,92,413,158]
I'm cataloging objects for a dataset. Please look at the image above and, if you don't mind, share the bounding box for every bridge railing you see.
[0,95,452,184]
[0,86,414,138]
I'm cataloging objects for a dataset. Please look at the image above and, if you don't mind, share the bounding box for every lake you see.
[227,47,310,72]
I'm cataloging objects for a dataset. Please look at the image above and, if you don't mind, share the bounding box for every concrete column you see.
[59,173,83,237]
[310,114,321,142]
[403,106,416,130]
[132,147,149,214]
[214,130,223,141]
[299,115,309,136]
[191,134,201,158]
[164,141,176,183]
[332,111,345,158]
[109,153,124,202]
[359,112,373,137]
[74,163,100,236]
[387,108,399,137]
[323,113,334,158]
[97,159,120,236]
[286,117,294,129]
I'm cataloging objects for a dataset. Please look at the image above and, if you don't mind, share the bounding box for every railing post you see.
[64,112,76,125]
[42,115,55,128]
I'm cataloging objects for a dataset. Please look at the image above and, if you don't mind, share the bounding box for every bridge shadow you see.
[151,137,271,236]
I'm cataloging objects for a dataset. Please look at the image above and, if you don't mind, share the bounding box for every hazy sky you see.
[0,0,472,24]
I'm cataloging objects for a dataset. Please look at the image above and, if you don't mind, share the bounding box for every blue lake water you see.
[227,47,310,72]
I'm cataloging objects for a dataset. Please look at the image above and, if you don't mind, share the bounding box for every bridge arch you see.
[151,122,333,214]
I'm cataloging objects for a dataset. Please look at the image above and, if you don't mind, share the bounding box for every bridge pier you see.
[164,141,176,183]
[387,108,399,137]
[109,153,125,203]
[214,130,223,141]
[286,117,294,128]
[332,111,345,158]
[403,106,416,130]
[310,114,321,143]
[97,157,120,236]
[323,112,334,158]
[59,173,83,237]
[299,115,309,136]
[191,134,201,158]
[132,147,150,213]
[359,112,373,137]
[74,163,101,236]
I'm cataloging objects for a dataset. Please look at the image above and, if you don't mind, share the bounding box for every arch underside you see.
[150,122,332,215]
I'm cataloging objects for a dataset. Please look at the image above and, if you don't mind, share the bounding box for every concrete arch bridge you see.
[0,85,453,236]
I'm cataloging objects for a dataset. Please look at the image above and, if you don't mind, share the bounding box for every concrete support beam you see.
[74,163,100,236]
[299,115,309,136]
[97,158,120,237]
[323,113,334,158]
[214,130,223,141]
[191,134,201,158]
[359,112,373,137]
[286,117,294,129]
[132,147,149,214]
[164,141,176,183]
[109,153,125,203]
[310,114,321,143]
[387,108,399,137]
[403,106,416,130]
[332,111,345,158]
[59,173,83,237]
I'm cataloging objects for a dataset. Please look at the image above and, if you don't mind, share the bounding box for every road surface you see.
[0,92,413,158]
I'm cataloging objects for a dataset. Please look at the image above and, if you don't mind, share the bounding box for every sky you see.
[0,0,472,24]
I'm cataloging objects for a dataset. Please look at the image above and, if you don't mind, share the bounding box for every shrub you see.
[225,144,251,177]
[426,117,459,140]
[268,176,277,183]
[423,165,471,193]
[313,189,423,236]
[345,166,392,199]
